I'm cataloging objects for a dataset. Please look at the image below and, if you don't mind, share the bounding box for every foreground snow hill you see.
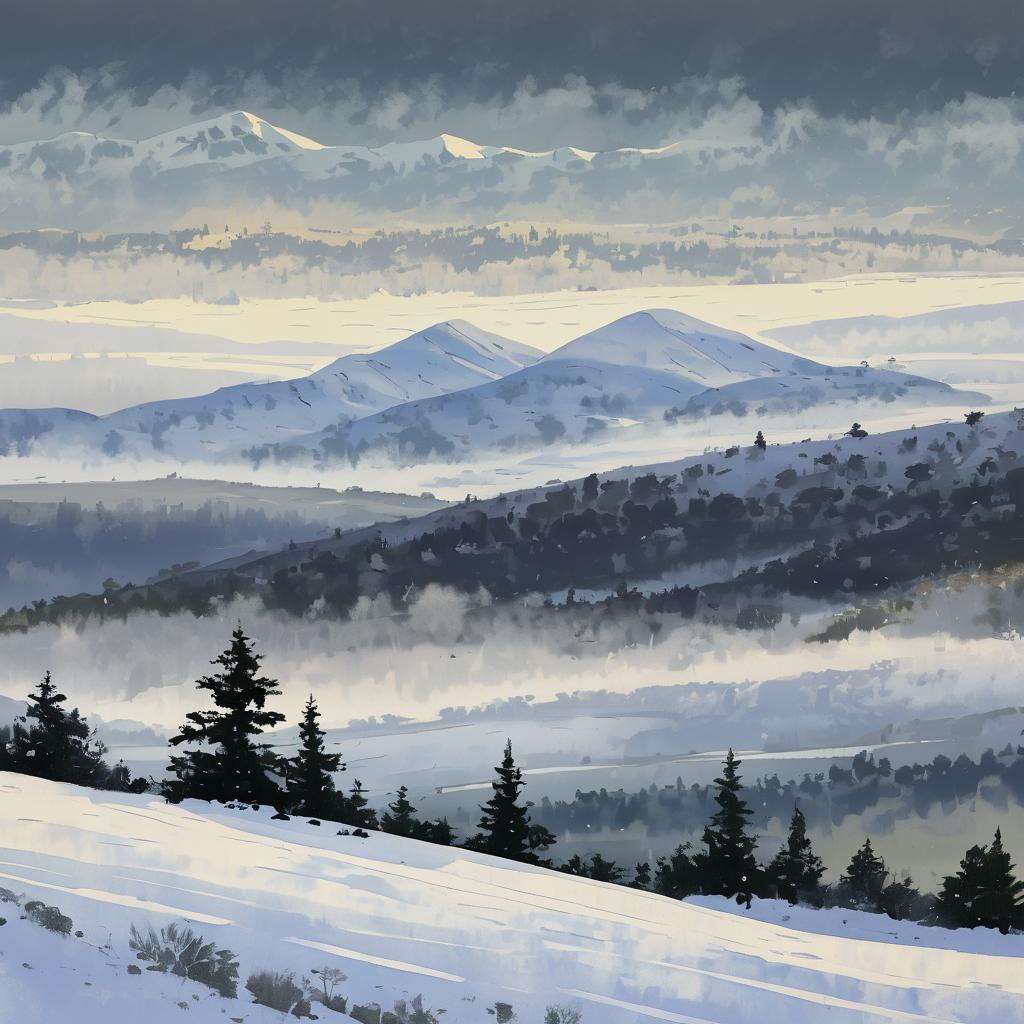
[1,775,1022,1024]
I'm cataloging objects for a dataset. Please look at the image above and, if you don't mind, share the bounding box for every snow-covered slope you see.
[2,773,1022,1024]
[0,310,981,465]
[210,405,1024,590]
[552,310,822,387]
[0,321,539,459]
[99,319,540,458]
[296,310,980,466]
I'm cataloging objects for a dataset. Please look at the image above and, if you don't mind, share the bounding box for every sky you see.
[2,0,1023,149]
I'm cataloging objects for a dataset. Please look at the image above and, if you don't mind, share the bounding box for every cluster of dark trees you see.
[262,428,1024,624]
[0,498,328,617]
[4,626,1024,934]
[10,418,1024,640]
[0,672,146,792]
[642,749,1024,934]
[530,746,1024,840]
[0,626,553,863]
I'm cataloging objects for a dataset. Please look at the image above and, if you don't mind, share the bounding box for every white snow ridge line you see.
[0,867,232,925]
[286,935,466,982]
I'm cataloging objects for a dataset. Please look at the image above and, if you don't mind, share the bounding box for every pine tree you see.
[653,843,700,899]
[337,779,378,830]
[163,626,286,807]
[937,828,1024,933]
[754,430,767,450]
[587,853,623,883]
[286,695,343,819]
[631,862,652,889]
[425,817,456,846]
[561,854,588,877]
[9,672,108,786]
[701,748,759,900]
[380,786,419,838]
[766,807,825,904]
[470,739,555,865]
[841,838,887,907]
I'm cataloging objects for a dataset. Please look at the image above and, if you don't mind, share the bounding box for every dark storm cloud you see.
[3,0,1023,115]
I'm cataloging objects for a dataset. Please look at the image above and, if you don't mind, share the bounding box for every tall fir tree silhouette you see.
[754,430,767,450]
[163,626,286,807]
[701,748,759,900]
[937,828,1024,933]
[766,807,824,904]
[841,838,887,907]
[471,739,555,864]
[286,695,343,819]
[380,785,420,838]
[9,671,108,785]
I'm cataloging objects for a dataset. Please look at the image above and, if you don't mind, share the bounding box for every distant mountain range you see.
[0,109,698,189]
[0,110,796,226]
[0,309,982,467]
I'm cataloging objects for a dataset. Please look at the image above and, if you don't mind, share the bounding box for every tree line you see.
[527,745,1024,842]
[2,625,1023,933]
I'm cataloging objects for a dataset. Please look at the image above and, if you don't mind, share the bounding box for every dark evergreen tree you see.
[936,828,1024,933]
[766,807,825,904]
[701,748,759,900]
[561,854,588,877]
[424,817,456,846]
[470,739,555,865]
[560,853,622,882]
[337,779,378,830]
[286,695,343,819]
[380,786,419,838]
[163,626,286,807]
[631,862,652,890]
[880,874,928,922]
[8,672,108,786]
[587,853,623,883]
[654,843,700,899]
[754,430,767,450]
[841,838,887,907]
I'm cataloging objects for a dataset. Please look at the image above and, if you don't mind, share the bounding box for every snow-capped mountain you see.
[0,110,687,188]
[0,111,788,227]
[101,320,540,458]
[294,310,979,466]
[0,321,540,458]
[551,310,822,386]
[3,773,1020,1024]
[0,310,982,465]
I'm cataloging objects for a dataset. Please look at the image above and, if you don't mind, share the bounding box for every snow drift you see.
[1,773,1022,1023]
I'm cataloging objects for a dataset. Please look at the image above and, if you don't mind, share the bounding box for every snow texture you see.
[1,773,1023,1023]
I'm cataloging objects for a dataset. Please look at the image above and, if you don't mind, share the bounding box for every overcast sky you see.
[2,0,1022,148]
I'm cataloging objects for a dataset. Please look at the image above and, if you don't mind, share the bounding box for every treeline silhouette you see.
[0,498,327,613]
[3,625,1024,934]
[529,746,1024,840]
[18,417,1024,638]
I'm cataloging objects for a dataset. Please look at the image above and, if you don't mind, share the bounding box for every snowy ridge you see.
[293,310,978,466]
[89,320,541,457]
[550,310,823,386]
[0,310,980,463]
[1,773,1022,1023]
[0,112,721,182]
